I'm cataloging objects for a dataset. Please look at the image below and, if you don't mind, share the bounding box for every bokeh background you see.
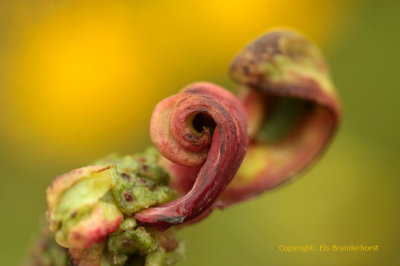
[0,0,399,265]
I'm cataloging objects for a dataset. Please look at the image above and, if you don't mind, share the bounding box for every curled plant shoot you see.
[33,29,341,266]
[135,83,248,230]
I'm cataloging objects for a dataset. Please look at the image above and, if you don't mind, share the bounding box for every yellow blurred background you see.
[0,0,399,265]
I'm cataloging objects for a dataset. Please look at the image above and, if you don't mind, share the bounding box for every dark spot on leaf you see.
[138,178,150,186]
[121,173,130,180]
[94,166,112,173]
[124,192,134,202]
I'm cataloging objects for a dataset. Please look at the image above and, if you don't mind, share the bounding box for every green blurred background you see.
[0,0,399,265]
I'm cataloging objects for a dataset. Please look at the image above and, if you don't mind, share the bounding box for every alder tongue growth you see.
[135,82,248,230]
[220,30,341,205]
[136,30,341,229]
[38,29,342,266]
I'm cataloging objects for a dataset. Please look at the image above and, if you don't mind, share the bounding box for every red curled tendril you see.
[136,29,342,230]
[135,82,248,230]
